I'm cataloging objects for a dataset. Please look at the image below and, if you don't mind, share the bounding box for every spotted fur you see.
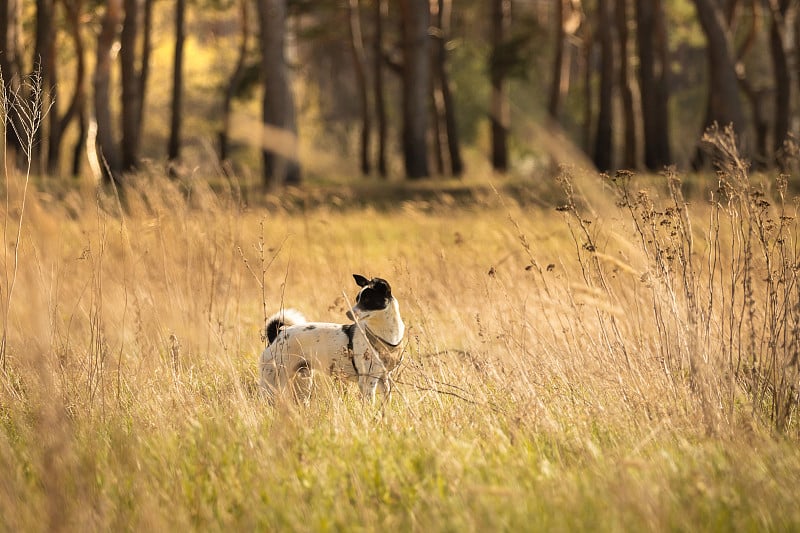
[259,274,405,403]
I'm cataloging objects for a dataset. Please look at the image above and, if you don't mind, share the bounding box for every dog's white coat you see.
[259,289,405,402]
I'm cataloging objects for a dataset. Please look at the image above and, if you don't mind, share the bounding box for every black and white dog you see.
[259,275,405,402]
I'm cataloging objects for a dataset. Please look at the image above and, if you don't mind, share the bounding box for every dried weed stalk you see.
[1,68,54,370]
[558,124,800,433]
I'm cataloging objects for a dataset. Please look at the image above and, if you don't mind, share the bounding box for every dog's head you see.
[346,274,394,321]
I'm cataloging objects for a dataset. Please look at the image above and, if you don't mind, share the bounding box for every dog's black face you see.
[348,274,393,319]
[354,275,392,310]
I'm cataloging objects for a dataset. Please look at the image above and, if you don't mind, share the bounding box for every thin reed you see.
[556,125,799,433]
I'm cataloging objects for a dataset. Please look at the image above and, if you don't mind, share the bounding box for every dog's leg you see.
[260,343,301,404]
[355,351,387,403]
[292,361,314,406]
[358,375,379,402]
[377,376,392,400]
[259,349,278,397]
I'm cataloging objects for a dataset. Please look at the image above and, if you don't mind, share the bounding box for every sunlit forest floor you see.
[2,149,800,530]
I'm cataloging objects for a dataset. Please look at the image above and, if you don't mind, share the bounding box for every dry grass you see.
[1,88,800,530]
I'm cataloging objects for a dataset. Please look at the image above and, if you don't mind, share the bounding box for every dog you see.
[259,274,405,403]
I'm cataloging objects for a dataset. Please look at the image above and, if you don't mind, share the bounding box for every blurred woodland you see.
[1,0,799,187]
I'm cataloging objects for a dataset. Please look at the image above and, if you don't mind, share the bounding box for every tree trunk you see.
[580,25,594,153]
[94,0,123,181]
[347,0,371,176]
[118,0,151,172]
[1,0,25,162]
[769,0,790,169]
[431,6,445,176]
[690,0,746,167]
[738,79,769,169]
[796,7,800,152]
[256,0,301,187]
[489,0,510,172]
[593,0,614,172]
[35,0,57,174]
[431,83,445,175]
[59,0,87,177]
[372,0,388,177]
[120,0,141,171]
[399,0,430,179]
[71,99,87,177]
[615,0,636,169]
[636,0,672,170]
[433,0,463,177]
[733,0,767,169]
[548,0,567,119]
[652,0,671,167]
[440,66,463,177]
[168,0,186,163]
[219,0,250,165]
[139,0,153,129]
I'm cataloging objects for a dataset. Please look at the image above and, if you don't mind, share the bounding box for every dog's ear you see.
[353,274,370,287]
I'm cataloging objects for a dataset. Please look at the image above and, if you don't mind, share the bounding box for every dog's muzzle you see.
[346,309,354,320]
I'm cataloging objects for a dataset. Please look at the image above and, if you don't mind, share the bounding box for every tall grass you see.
[1,84,799,530]
[556,124,799,433]
[1,69,54,370]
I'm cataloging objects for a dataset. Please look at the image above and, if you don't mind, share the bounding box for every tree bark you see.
[432,0,463,176]
[490,0,511,172]
[35,0,57,174]
[59,0,87,177]
[431,82,445,175]
[768,0,791,169]
[548,0,567,119]
[139,0,152,129]
[120,0,141,171]
[732,0,767,169]
[71,99,87,177]
[118,0,152,172]
[219,0,250,165]
[399,0,430,179]
[347,0,371,176]
[256,0,301,187]
[636,0,672,170]
[580,24,594,153]
[615,0,636,169]
[94,0,123,181]
[690,0,746,167]
[429,3,445,176]
[652,0,671,166]
[796,6,800,151]
[168,0,186,163]
[593,0,614,172]
[372,0,387,178]
[738,79,768,169]
[0,0,23,163]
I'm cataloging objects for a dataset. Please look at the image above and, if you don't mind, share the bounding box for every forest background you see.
[2,0,799,186]
[3,1,800,530]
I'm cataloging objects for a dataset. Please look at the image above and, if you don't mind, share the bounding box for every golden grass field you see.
[2,137,800,530]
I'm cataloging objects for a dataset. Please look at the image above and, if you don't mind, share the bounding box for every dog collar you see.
[364,326,403,350]
[343,323,402,351]
[364,327,404,373]
[344,323,404,377]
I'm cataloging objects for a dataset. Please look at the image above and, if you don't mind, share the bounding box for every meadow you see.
[2,129,800,531]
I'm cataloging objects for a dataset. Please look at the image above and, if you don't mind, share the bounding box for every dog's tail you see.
[265,308,307,344]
